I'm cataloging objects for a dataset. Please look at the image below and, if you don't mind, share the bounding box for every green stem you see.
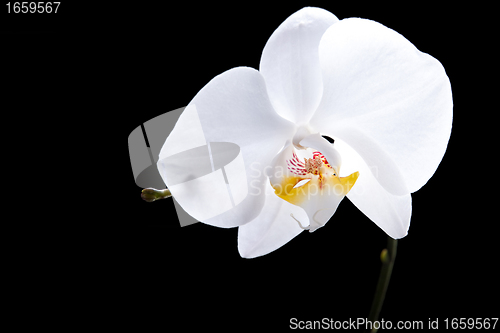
[141,188,172,202]
[367,236,398,333]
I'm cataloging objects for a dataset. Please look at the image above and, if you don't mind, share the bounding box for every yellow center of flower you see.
[272,150,359,206]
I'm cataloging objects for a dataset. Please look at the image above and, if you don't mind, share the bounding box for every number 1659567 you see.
[6,2,61,13]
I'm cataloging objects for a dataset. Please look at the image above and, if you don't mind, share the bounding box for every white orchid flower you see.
[157,7,453,258]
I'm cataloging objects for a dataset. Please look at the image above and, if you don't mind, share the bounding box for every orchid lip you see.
[290,210,336,232]
[290,213,310,230]
[269,139,359,233]
[293,178,311,189]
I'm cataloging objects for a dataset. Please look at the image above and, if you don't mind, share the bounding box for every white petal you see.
[158,67,296,228]
[311,18,453,193]
[323,126,409,196]
[335,138,411,239]
[238,181,305,258]
[260,7,338,124]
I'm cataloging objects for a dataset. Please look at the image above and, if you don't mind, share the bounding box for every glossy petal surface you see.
[158,67,295,227]
[311,18,453,193]
[334,137,412,238]
[238,181,306,258]
[260,7,338,124]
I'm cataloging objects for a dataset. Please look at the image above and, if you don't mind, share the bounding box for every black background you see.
[2,1,495,331]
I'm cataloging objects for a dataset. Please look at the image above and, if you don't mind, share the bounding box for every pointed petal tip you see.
[259,7,338,123]
[237,241,268,259]
[238,249,253,259]
[389,227,409,240]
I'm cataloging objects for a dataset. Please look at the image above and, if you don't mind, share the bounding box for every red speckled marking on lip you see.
[287,151,307,175]
[286,150,335,176]
[313,151,331,168]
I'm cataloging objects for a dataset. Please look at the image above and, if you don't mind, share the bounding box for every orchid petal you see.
[260,7,338,124]
[323,126,409,196]
[238,181,306,258]
[157,67,295,228]
[311,18,453,193]
[334,138,411,238]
